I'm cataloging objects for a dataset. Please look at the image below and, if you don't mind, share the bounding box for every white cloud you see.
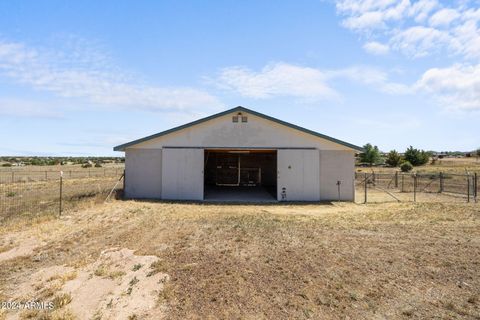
[415,63,480,110]
[390,26,453,57]
[213,63,338,100]
[212,62,409,100]
[0,40,221,114]
[363,41,390,55]
[327,66,411,94]
[335,0,480,60]
[428,8,460,27]
[0,98,63,118]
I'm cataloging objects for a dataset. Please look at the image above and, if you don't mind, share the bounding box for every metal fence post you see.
[11,171,14,183]
[439,172,444,193]
[395,172,398,188]
[59,172,63,216]
[413,174,417,202]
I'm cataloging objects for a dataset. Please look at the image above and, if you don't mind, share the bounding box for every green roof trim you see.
[113,106,364,152]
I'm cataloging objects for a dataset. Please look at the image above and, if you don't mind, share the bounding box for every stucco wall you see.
[319,150,355,201]
[125,148,162,199]
[128,111,351,151]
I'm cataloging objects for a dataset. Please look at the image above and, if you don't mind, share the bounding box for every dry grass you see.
[357,156,480,175]
[1,200,479,319]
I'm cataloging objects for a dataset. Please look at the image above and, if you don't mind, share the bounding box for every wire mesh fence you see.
[0,170,124,222]
[355,171,478,203]
[0,167,124,183]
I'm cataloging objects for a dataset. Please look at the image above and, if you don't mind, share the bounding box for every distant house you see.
[114,106,362,202]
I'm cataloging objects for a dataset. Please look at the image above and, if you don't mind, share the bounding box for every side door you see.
[161,148,204,200]
[277,149,320,201]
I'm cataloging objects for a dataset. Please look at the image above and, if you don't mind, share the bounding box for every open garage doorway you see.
[204,149,277,201]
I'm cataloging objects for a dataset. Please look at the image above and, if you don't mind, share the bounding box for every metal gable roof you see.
[113,106,364,151]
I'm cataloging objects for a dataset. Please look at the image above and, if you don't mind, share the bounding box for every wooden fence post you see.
[395,172,398,188]
[45,171,48,181]
[413,174,417,202]
[401,174,404,192]
[439,172,444,193]
[467,175,470,203]
[11,171,14,183]
[364,172,368,204]
[59,172,63,216]
[475,172,478,203]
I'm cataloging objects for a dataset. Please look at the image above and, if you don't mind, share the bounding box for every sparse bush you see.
[94,162,102,168]
[82,163,93,168]
[2,163,12,167]
[404,146,430,166]
[385,150,402,167]
[400,161,413,172]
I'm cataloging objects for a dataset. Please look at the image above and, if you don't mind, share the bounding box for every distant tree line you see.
[359,144,433,172]
[0,156,124,167]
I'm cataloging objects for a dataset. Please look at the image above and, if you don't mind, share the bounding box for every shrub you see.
[82,163,93,168]
[404,146,430,166]
[94,162,102,168]
[1,163,12,167]
[400,161,413,172]
[385,150,402,167]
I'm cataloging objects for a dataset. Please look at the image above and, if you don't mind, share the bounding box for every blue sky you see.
[0,0,479,156]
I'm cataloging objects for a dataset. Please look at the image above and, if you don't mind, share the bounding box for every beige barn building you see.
[114,106,362,202]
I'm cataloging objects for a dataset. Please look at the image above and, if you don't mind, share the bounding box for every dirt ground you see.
[0,200,479,319]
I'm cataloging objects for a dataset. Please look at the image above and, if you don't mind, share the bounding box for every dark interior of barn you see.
[203,149,277,201]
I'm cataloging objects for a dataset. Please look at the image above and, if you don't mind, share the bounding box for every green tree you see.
[404,146,430,166]
[359,143,382,166]
[385,150,402,167]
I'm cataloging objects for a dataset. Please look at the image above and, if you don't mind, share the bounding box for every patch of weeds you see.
[91,310,102,320]
[6,191,16,197]
[52,293,72,309]
[128,315,138,320]
[303,308,313,318]
[94,265,109,277]
[401,308,414,317]
[467,295,477,304]
[107,270,126,280]
[126,287,133,295]
[106,298,113,308]
[38,283,63,299]
[129,276,139,286]
[20,309,76,320]
[47,271,77,285]
[132,264,142,271]
[147,260,167,277]
[94,265,125,279]
[349,292,358,301]
[157,283,174,303]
